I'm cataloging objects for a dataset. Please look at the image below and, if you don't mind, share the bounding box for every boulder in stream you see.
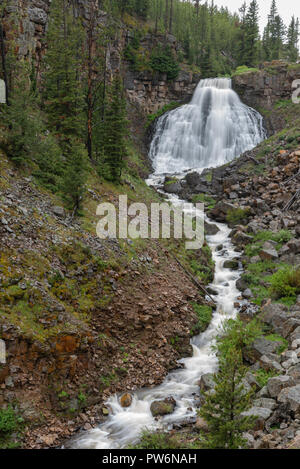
[120,393,133,408]
[150,397,176,417]
[223,259,239,270]
[204,221,220,236]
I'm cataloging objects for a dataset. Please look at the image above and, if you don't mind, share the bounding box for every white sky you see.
[212,0,300,33]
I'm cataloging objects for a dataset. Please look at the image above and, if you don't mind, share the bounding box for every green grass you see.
[254,369,280,388]
[226,207,251,225]
[189,245,214,284]
[0,406,24,449]
[244,230,292,258]
[264,334,288,355]
[269,266,300,303]
[232,65,259,76]
[190,303,213,335]
[192,194,216,209]
[146,101,181,128]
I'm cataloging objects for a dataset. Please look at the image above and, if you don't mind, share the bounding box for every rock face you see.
[232,61,300,134]
[3,1,198,120]
[126,68,199,116]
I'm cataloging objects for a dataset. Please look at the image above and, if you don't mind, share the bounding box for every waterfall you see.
[149,77,265,174]
[67,77,264,450]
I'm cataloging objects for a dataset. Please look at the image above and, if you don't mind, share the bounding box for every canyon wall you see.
[233,62,300,134]
[2,0,199,117]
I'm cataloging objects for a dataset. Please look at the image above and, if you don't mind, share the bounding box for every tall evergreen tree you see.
[42,0,87,212]
[286,16,299,62]
[263,0,285,61]
[43,0,85,141]
[199,319,261,449]
[100,75,128,183]
[243,0,260,67]
[200,348,255,449]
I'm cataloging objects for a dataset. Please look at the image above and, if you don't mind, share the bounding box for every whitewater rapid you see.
[150,77,265,174]
[70,202,242,449]
[69,77,264,449]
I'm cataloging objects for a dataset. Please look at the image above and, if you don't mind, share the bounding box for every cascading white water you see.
[69,78,263,450]
[150,77,265,174]
[70,204,242,449]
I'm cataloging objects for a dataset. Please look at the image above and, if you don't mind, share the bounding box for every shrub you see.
[190,304,213,335]
[254,230,292,244]
[226,207,250,225]
[0,406,23,449]
[255,369,279,387]
[264,334,288,355]
[270,266,300,300]
[129,430,186,449]
[0,407,18,435]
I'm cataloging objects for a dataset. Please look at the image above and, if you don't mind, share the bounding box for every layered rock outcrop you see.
[2,1,199,117]
[232,61,300,134]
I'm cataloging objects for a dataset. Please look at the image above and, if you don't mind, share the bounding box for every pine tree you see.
[263,0,285,61]
[42,0,87,212]
[243,0,260,67]
[100,75,128,183]
[135,0,149,19]
[61,138,87,212]
[199,319,261,449]
[286,16,299,62]
[1,63,41,165]
[43,0,85,142]
[200,348,255,449]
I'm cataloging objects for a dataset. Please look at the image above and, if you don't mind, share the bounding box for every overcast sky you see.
[212,0,299,33]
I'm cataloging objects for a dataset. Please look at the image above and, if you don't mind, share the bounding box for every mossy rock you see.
[150,398,176,417]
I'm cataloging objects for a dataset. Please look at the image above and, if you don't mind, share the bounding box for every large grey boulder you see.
[209,201,236,222]
[52,206,65,218]
[232,231,253,247]
[259,303,289,335]
[259,355,283,373]
[199,373,215,392]
[240,407,272,430]
[150,398,176,417]
[287,238,300,254]
[243,337,283,364]
[290,326,300,344]
[282,318,300,339]
[185,172,202,187]
[204,221,220,236]
[163,178,182,194]
[259,248,278,261]
[253,398,278,411]
[277,384,300,413]
[267,375,295,398]
[288,364,300,382]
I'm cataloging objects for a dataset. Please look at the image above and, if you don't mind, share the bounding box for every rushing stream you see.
[70,78,265,449]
